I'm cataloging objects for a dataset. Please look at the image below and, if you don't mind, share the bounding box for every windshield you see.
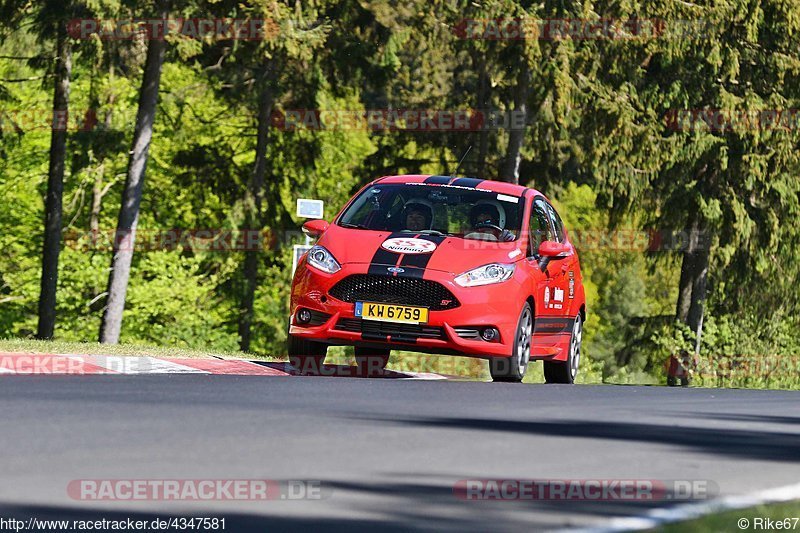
[338,183,524,241]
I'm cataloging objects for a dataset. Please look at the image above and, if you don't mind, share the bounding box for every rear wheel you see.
[355,347,391,377]
[544,313,582,384]
[287,334,327,375]
[489,303,532,383]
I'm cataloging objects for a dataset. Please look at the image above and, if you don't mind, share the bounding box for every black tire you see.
[667,376,677,387]
[680,377,691,387]
[355,347,391,377]
[287,334,327,375]
[544,313,582,384]
[489,303,532,383]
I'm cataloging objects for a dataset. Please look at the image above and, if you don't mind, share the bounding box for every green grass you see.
[658,500,800,532]
[325,346,487,379]
[691,354,800,390]
[0,338,280,361]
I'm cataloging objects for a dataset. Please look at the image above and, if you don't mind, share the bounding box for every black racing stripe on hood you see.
[449,177,484,188]
[367,232,405,276]
[424,175,452,184]
[399,235,446,277]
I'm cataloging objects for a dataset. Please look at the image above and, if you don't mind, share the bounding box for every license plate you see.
[354,302,429,324]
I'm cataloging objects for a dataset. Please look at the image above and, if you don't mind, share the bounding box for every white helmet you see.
[470,199,506,229]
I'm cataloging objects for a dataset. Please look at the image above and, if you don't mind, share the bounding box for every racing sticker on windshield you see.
[496,193,519,203]
[381,238,438,254]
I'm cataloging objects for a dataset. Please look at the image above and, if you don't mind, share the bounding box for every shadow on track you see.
[664,412,800,426]
[355,416,800,463]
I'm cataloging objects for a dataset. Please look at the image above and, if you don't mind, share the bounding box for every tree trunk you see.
[675,253,694,325]
[90,171,103,243]
[687,243,709,333]
[99,10,168,344]
[499,68,530,184]
[675,214,708,333]
[36,26,72,340]
[238,76,273,353]
[475,57,489,177]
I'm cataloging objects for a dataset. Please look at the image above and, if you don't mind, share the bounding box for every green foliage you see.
[0,1,798,389]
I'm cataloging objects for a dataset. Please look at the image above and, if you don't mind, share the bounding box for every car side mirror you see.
[302,219,329,237]
[538,241,569,257]
[537,241,569,271]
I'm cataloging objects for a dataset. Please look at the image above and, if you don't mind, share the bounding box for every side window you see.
[546,203,565,243]
[528,198,554,256]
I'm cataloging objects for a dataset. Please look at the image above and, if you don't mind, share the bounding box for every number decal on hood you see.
[380,238,437,254]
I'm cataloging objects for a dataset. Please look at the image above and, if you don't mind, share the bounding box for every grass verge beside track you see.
[658,500,800,532]
[0,338,279,361]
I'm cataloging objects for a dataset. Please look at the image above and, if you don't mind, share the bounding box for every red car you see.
[288,175,586,383]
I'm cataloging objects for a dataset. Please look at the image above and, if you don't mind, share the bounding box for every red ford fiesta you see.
[288,175,586,383]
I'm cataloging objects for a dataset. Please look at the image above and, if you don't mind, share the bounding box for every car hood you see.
[318,225,525,275]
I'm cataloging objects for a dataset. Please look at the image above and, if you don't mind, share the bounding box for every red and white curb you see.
[0,353,449,379]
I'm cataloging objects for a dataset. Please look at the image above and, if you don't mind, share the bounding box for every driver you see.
[401,200,433,231]
[469,204,501,231]
[468,201,514,241]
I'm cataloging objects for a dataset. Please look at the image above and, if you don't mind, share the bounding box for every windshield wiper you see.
[339,222,370,230]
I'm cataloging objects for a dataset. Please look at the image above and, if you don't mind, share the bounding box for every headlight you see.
[454,263,515,287]
[306,245,341,274]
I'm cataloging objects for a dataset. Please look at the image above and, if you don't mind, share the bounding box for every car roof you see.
[375,175,544,199]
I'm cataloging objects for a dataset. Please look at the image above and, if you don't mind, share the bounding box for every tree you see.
[499,67,530,183]
[36,16,72,339]
[1,0,85,339]
[206,0,329,352]
[99,0,169,343]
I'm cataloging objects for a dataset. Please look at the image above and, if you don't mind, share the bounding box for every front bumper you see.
[289,260,525,358]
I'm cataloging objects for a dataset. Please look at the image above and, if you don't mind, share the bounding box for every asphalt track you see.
[0,375,798,531]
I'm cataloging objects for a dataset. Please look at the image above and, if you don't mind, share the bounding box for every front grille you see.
[335,318,444,340]
[328,275,460,311]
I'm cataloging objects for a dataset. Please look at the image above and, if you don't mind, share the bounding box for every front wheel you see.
[287,334,327,375]
[489,303,532,383]
[544,313,582,384]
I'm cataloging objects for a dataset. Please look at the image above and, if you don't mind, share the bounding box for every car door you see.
[526,197,559,321]
[525,197,576,353]
[544,201,576,318]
